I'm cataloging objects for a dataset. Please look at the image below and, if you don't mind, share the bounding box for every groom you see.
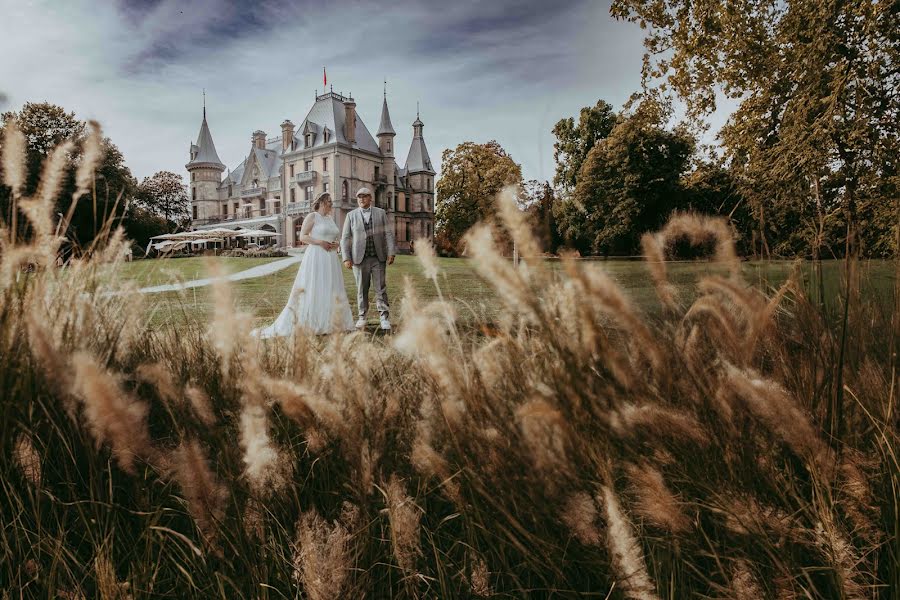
[341,187,396,330]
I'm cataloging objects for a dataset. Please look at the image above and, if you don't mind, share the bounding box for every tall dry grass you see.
[0,129,897,599]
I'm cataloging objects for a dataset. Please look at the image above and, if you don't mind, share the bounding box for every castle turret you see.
[186,99,225,224]
[404,108,435,237]
[376,95,396,155]
[377,93,397,211]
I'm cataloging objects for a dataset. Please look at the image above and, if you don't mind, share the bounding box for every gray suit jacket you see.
[340,207,397,264]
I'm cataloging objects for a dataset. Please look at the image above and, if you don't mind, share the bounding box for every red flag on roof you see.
[323,67,327,88]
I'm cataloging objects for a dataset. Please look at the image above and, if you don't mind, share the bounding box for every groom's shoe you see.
[355,317,367,329]
[379,316,392,331]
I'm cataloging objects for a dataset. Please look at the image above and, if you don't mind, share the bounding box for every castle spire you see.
[405,106,433,174]
[376,90,396,137]
[186,96,224,170]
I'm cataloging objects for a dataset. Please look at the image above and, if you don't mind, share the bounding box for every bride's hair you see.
[313,192,332,212]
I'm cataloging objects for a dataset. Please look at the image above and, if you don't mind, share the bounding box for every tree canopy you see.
[135,171,190,226]
[434,140,522,255]
[552,100,617,193]
[0,102,137,250]
[555,98,695,255]
[610,0,899,257]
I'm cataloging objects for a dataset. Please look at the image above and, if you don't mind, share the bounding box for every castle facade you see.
[186,90,435,252]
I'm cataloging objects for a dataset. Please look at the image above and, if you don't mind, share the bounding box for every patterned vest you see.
[363,211,377,258]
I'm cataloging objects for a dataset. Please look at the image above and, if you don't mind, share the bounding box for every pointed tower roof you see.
[405,111,434,174]
[187,98,225,170]
[376,96,395,136]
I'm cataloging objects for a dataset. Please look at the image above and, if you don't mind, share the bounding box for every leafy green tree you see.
[135,171,190,226]
[611,0,899,257]
[681,160,753,256]
[555,99,695,255]
[122,205,170,253]
[0,102,136,249]
[435,141,522,254]
[552,100,617,193]
[520,179,560,253]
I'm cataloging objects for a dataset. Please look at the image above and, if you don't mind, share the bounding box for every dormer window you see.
[305,133,313,148]
[323,130,330,143]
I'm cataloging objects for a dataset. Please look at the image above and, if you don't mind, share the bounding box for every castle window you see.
[323,130,330,143]
[291,188,296,202]
[405,221,411,241]
[387,140,391,152]
[304,159,312,171]
[323,181,329,194]
[234,202,239,214]
[191,172,195,181]
[342,180,348,200]
[305,185,313,201]
[305,133,312,148]
[290,163,294,178]
[323,157,329,173]
[274,201,281,213]
[427,178,432,191]
[192,205,198,220]
[375,166,380,181]
[192,188,196,200]
[228,184,232,196]
[252,179,258,187]
[222,203,228,216]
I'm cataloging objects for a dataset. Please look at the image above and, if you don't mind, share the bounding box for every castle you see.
[186,89,435,252]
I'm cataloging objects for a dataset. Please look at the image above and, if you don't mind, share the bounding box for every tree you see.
[0,102,136,250]
[555,99,695,255]
[520,180,560,253]
[611,0,900,258]
[122,205,170,253]
[681,160,753,256]
[135,171,190,226]
[552,100,617,193]
[435,141,522,254]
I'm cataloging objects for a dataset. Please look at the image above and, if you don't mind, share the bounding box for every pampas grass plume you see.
[600,485,659,600]
[384,474,422,573]
[293,510,351,600]
[414,236,439,280]
[74,120,103,199]
[561,491,602,545]
[14,433,42,487]
[70,352,152,474]
[2,117,26,197]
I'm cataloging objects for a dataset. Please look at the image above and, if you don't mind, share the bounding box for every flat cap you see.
[356,187,372,197]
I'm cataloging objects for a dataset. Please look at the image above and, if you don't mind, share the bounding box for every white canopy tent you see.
[146,227,281,256]
[236,230,281,237]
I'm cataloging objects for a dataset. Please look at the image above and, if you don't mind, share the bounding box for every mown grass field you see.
[121,254,896,329]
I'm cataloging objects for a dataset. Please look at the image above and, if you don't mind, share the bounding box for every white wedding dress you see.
[253,212,354,337]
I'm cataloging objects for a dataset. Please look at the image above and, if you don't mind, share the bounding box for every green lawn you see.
[123,255,896,329]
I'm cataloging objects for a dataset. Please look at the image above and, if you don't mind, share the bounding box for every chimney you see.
[281,120,294,151]
[252,130,266,149]
[343,99,356,145]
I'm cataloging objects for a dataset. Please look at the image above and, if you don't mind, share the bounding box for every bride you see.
[253,192,354,337]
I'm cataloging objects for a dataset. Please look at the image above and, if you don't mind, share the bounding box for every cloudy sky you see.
[0,0,732,183]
